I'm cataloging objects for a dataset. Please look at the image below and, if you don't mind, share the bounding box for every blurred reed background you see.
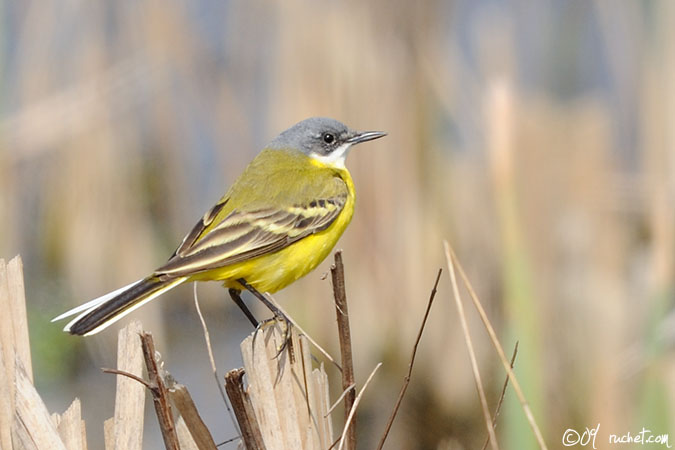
[1,1,674,449]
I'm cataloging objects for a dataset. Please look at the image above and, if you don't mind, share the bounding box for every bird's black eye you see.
[322,133,335,144]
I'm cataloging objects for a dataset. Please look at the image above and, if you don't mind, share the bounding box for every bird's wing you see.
[155,182,348,277]
[170,197,230,259]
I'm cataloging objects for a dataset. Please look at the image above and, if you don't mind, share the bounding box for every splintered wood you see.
[110,321,145,450]
[1,255,337,450]
[52,399,87,450]
[169,383,217,449]
[226,326,334,450]
[0,256,86,450]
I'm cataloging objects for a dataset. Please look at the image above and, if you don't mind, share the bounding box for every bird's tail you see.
[52,276,188,336]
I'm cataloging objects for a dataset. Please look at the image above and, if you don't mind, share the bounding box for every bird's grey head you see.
[268,117,386,168]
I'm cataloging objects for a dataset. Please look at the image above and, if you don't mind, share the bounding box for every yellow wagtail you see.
[53,117,386,336]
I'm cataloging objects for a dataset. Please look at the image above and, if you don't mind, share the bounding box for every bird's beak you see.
[347,130,387,145]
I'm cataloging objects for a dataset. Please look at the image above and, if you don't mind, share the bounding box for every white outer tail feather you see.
[53,277,187,336]
[51,280,143,322]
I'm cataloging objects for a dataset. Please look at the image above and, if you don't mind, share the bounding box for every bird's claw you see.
[252,311,292,359]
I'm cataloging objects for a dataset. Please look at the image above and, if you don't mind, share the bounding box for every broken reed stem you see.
[481,342,519,450]
[1,256,34,450]
[331,250,356,450]
[139,332,180,450]
[224,369,266,450]
[376,268,442,450]
[444,241,549,450]
[169,384,219,450]
[112,321,145,450]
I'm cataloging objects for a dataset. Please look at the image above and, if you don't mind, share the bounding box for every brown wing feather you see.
[170,198,229,258]
[155,192,347,277]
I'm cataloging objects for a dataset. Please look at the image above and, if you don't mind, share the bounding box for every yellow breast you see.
[200,167,356,293]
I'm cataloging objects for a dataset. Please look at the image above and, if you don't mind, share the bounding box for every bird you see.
[52,117,386,336]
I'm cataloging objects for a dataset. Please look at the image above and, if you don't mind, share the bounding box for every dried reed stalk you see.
[444,241,548,450]
[2,256,90,449]
[376,269,442,450]
[224,368,266,450]
[330,250,356,450]
[111,321,145,450]
[237,326,333,450]
[169,383,218,450]
[139,332,180,450]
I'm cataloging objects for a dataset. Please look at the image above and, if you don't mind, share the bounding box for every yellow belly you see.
[190,195,354,293]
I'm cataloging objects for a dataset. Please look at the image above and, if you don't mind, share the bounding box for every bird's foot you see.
[252,310,292,359]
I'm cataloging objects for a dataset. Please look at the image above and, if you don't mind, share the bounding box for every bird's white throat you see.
[309,142,352,168]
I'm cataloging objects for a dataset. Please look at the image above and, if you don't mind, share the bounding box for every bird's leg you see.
[237,278,291,356]
[228,288,259,327]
